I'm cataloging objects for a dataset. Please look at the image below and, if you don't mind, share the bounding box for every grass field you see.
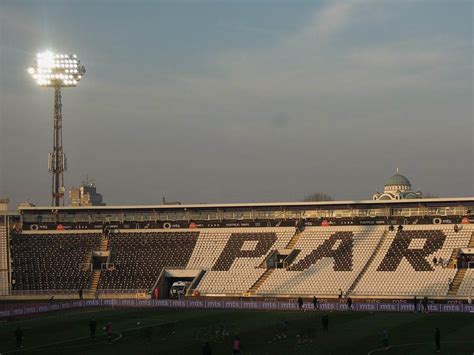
[0,307,473,354]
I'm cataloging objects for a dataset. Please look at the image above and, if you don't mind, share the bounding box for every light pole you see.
[28,51,86,206]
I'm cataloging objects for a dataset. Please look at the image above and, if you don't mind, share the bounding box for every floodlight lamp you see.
[28,50,86,87]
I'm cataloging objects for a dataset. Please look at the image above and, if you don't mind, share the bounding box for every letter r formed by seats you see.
[377,230,446,271]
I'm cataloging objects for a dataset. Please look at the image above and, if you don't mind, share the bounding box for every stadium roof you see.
[18,197,474,211]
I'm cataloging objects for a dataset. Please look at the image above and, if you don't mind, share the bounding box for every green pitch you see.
[0,307,473,354]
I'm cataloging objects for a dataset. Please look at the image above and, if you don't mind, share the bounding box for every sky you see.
[0,0,472,207]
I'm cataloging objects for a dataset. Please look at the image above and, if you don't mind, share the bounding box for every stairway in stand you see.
[247,269,275,295]
[251,230,301,291]
[285,231,301,249]
[447,268,467,297]
[89,271,101,293]
[447,230,473,268]
[89,234,109,293]
[468,231,474,248]
[82,253,92,271]
[347,230,387,295]
[446,230,474,296]
[99,235,109,251]
[448,249,460,268]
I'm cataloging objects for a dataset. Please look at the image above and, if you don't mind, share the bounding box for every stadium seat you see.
[11,233,101,291]
[98,231,199,290]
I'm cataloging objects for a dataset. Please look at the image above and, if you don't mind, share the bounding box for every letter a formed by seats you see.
[288,232,354,271]
[377,230,446,271]
[211,233,277,271]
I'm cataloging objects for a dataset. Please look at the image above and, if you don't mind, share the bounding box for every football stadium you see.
[1,1,473,354]
[1,187,474,354]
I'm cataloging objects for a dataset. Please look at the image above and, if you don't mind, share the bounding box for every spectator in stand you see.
[297,297,304,311]
[312,296,319,310]
[454,224,459,233]
[397,224,404,232]
[338,289,343,299]
[434,328,441,352]
[448,278,453,291]
[432,256,437,266]
[14,327,23,349]
[389,225,394,232]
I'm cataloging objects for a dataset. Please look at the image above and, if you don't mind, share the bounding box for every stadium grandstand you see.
[1,196,473,303]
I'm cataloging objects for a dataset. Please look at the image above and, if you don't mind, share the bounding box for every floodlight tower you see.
[28,51,86,206]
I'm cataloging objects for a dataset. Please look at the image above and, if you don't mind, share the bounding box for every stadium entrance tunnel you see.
[265,249,299,269]
[457,248,474,268]
[91,250,110,271]
[152,269,204,299]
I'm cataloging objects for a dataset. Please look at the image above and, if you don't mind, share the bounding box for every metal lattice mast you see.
[28,51,85,207]
[50,86,66,206]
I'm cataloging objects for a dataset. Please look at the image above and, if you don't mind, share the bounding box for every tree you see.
[303,192,334,202]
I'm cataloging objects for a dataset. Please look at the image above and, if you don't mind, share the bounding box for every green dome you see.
[385,173,411,186]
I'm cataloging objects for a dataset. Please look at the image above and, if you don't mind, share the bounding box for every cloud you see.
[204,5,469,102]
[77,0,470,132]
[309,0,367,40]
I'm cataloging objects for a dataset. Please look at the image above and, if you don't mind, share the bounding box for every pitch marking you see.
[368,340,474,354]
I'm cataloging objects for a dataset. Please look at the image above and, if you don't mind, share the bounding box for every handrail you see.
[11,290,79,295]
[98,289,147,294]
[149,267,166,294]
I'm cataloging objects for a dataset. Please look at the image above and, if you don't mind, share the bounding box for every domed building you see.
[373,170,422,200]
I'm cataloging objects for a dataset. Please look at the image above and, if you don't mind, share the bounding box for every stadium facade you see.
[1,195,473,302]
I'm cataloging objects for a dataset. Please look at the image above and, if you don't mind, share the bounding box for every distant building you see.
[0,199,8,212]
[373,170,423,200]
[69,180,105,206]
